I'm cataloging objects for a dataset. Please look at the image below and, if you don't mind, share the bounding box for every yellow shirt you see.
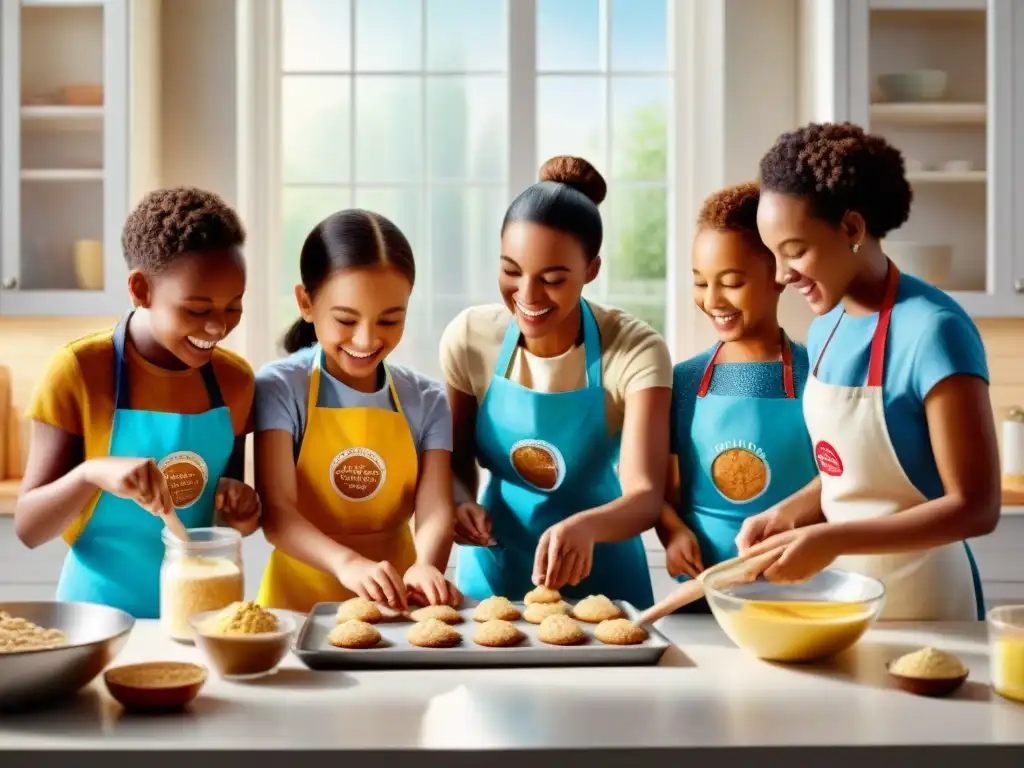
[27,328,255,542]
[439,300,673,436]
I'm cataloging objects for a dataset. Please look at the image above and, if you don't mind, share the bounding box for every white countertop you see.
[2,615,1023,764]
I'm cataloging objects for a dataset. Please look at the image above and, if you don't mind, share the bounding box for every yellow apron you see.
[257,354,419,612]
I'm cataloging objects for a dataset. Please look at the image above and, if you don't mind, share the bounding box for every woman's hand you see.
[664,524,704,579]
[533,517,594,589]
[215,477,261,536]
[403,563,462,607]
[740,523,842,584]
[453,502,495,547]
[335,557,409,611]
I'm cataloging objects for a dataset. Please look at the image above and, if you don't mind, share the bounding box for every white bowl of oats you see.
[0,601,135,710]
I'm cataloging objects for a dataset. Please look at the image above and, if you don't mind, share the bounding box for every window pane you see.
[353,187,423,257]
[429,186,506,297]
[611,77,668,181]
[282,76,351,184]
[536,77,605,168]
[355,0,422,71]
[280,187,353,329]
[610,301,666,335]
[605,184,667,323]
[611,0,667,71]
[537,0,601,72]
[426,0,507,71]
[355,77,423,182]
[427,77,507,182]
[282,0,351,73]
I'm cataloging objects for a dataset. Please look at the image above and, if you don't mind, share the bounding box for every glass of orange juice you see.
[988,605,1024,703]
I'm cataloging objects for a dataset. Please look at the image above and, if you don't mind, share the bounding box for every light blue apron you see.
[672,333,818,610]
[455,300,654,609]
[55,312,235,618]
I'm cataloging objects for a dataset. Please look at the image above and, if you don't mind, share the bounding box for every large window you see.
[275,0,673,378]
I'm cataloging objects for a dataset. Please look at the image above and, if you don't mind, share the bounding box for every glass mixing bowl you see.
[987,605,1024,703]
[699,565,886,662]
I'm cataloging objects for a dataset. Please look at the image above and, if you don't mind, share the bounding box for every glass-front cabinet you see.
[0,0,159,316]
[802,0,1024,317]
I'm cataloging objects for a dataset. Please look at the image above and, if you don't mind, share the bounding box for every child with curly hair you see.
[739,122,999,621]
[656,181,817,609]
[15,187,260,618]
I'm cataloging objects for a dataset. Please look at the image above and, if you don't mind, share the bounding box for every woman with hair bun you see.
[439,156,673,609]
[739,122,999,621]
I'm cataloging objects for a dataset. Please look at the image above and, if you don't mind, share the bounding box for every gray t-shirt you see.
[254,345,452,461]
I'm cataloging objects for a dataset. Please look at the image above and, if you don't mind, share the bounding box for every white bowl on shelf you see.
[876,70,948,102]
[883,241,953,288]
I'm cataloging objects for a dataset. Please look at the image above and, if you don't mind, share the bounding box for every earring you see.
[851,242,861,254]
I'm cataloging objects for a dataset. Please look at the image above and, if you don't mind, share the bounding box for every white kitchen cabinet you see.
[800,0,1024,318]
[0,0,161,316]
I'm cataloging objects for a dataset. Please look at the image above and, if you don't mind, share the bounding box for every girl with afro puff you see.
[656,181,817,611]
[740,122,999,621]
[15,187,260,619]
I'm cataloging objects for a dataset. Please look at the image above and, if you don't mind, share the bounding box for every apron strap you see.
[492,299,602,388]
[309,346,404,415]
[112,310,225,411]
[697,328,795,399]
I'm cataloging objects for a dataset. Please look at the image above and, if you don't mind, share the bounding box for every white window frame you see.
[234,0,727,371]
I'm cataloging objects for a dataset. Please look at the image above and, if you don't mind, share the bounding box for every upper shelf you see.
[869,102,987,125]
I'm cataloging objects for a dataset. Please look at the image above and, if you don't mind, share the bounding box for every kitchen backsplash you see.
[1,314,1023,454]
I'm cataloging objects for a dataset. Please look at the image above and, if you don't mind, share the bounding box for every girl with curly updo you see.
[657,182,817,610]
[440,156,672,609]
[739,122,999,621]
[15,187,260,618]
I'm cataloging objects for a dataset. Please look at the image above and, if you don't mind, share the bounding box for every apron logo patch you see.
[158,451,209,509]
[510,439,565,491]
[710,441,770,503]
[814,441,844,477]
[330,447,387,502]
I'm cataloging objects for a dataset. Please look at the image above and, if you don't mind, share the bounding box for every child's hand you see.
[404,563,461,607]
[664,525,704,579]
[215,478,261,536]
[83,457,173,519]
[335,557,408,611]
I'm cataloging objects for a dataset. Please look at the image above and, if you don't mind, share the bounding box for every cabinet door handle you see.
[1,276,17,290]
[1016,278,1024,294]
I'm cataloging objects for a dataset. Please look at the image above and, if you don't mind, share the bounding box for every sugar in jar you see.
[160,527,244,642]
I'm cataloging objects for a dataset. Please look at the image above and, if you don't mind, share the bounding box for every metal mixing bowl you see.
[700,567,886,662]
[0,601,135,709]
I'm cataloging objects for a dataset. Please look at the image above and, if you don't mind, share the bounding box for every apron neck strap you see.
[112,310,225,411]
[697,328,795,399]
[812,259,900,387]
[310,347,404,414]
[493,299,603,389]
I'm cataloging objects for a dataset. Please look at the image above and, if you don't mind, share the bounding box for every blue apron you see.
[455,300,654,609]
[673,333,818,611]
[55,312,235,618]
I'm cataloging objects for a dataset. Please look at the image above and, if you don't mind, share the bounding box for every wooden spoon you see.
[162,509,190,543]
[634,545,786,627]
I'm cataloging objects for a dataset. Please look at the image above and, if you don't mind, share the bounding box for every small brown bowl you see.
[104,661,207,712]
[189,609,297,680]
[886,662,968,697]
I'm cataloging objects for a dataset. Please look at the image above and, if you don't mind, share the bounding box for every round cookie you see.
[524,585,561,605]
[711,447,768,502]
[537,614,587,646]
[336,597,382,624]
[594,618,647,646]
[523,601,569,625]
[473,619,525,648]
[473,596,521,622]
[327,619,382,649]
[407,618,462,648]
[409,604,464,624]
[572,595,622,623]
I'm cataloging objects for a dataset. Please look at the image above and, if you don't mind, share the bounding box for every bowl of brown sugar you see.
[189,601,298,680]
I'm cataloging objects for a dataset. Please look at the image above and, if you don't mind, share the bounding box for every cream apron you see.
[802,261,983,621]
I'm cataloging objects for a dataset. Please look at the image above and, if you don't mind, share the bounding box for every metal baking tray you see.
[293,599,672,669]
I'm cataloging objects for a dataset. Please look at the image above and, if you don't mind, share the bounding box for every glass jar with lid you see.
[160,526,244,642]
